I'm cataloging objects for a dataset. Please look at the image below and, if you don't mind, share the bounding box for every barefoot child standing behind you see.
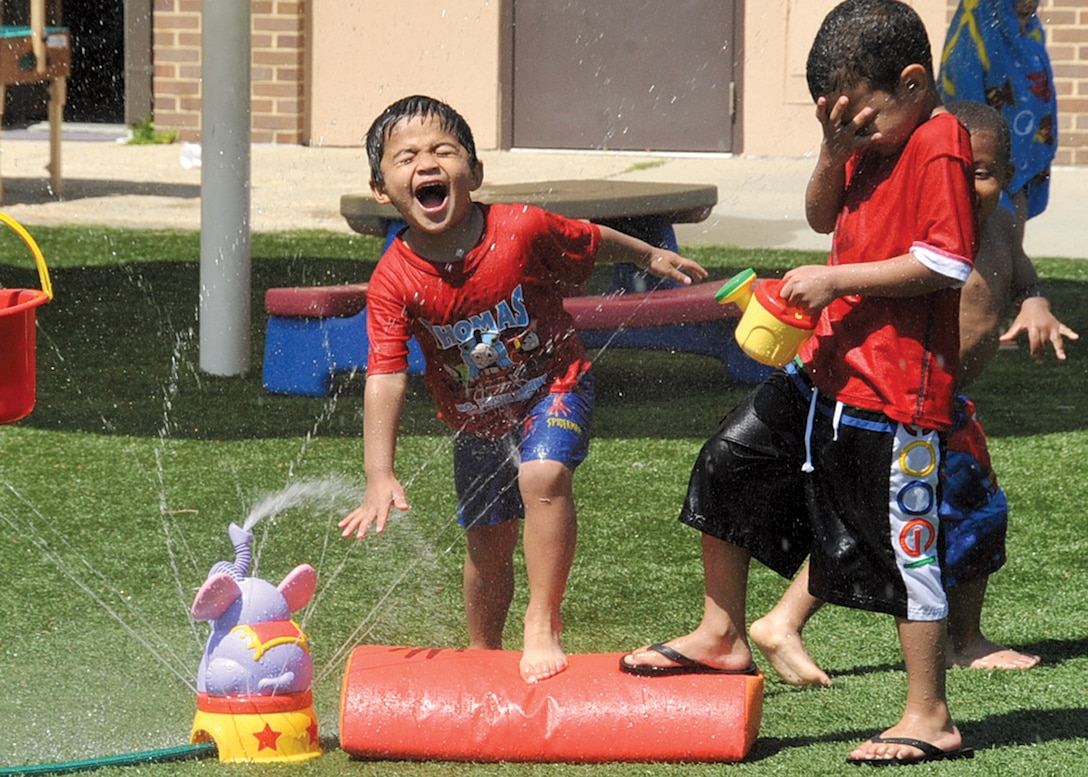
[339,95,707,684]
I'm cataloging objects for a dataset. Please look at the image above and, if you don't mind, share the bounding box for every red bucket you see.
[0,213,53,425]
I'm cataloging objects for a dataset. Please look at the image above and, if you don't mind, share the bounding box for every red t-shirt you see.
[800,112,976,431]
[366,203,601,437]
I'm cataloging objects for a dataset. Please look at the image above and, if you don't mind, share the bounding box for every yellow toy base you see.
[191,692,321,763]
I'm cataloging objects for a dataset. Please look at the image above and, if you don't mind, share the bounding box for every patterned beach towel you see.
[939,0,1057,218]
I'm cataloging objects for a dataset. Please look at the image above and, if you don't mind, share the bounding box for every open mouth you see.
[415,181,449,211]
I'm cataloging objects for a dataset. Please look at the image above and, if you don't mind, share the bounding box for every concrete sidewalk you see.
[0,128,1083,260]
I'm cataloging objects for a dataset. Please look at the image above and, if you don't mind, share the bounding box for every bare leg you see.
[749,562,831,686]
[463,520,519,650]
[946,575,1040,670]
[622,534,754,672]
[848,618,963,763]
[517,459,577,683]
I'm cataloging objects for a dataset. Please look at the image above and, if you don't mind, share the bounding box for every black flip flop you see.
[619,643,759,677]
[847,735,975,766]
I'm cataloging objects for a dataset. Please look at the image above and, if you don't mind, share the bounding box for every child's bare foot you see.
[947,636,1040,670]
[520,617,567,683]
[749,615,831,687]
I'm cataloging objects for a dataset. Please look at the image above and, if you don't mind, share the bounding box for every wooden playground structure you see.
[0,0,70,202]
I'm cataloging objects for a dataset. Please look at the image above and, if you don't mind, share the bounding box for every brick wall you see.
[252,0,305,144]
[152,0,305,144]
[151,0,200,140]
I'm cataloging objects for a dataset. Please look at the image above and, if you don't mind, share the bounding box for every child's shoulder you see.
[485,200,547,221]
[889,111,972,179]
[483,201,586,239]
[478,200,539,230]
[910,110,970,151]
[979,206,1019,258]
[973,208,1017,283]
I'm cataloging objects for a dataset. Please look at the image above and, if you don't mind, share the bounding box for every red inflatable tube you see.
[340,646,763,763]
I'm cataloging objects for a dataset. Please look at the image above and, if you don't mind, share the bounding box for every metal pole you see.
[199,0,251,376]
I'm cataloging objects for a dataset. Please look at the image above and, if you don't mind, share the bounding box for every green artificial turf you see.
[1,226,1086,775]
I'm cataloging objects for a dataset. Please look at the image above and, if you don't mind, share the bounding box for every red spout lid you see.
[753,279,817,330]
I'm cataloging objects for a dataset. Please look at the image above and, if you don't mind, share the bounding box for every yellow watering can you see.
[716,268,816,368]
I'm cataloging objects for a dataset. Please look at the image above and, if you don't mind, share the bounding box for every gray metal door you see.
[511,0,740,152]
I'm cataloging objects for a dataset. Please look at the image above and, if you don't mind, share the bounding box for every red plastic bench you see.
[262,282,765,396]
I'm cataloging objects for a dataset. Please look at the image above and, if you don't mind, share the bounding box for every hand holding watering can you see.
[716,268,817,367]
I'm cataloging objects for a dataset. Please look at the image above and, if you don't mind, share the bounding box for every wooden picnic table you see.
[339,179,718,238]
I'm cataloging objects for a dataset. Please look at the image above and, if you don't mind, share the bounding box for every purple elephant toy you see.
[191,522,317,697]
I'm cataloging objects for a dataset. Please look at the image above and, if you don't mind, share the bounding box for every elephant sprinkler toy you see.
[189,522,322,763]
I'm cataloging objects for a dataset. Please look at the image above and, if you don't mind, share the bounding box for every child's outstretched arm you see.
[780,253,958,314]
[806,95,880,234]
[1001,249,1079,361]
[594,226,708,285]
[340,372,410,540]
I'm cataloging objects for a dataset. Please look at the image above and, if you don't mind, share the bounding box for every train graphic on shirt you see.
[420,284,555,416]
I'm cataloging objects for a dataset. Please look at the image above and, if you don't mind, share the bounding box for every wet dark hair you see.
[806,0,933,101]
[366,95,478,186]
[946,100,1013,179]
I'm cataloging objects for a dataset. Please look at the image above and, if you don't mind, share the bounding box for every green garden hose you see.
[0,743,216,776]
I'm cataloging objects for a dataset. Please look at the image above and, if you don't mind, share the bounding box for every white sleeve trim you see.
[910,242,973,287]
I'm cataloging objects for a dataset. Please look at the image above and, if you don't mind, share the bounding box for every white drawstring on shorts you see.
[801,386,818,473]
